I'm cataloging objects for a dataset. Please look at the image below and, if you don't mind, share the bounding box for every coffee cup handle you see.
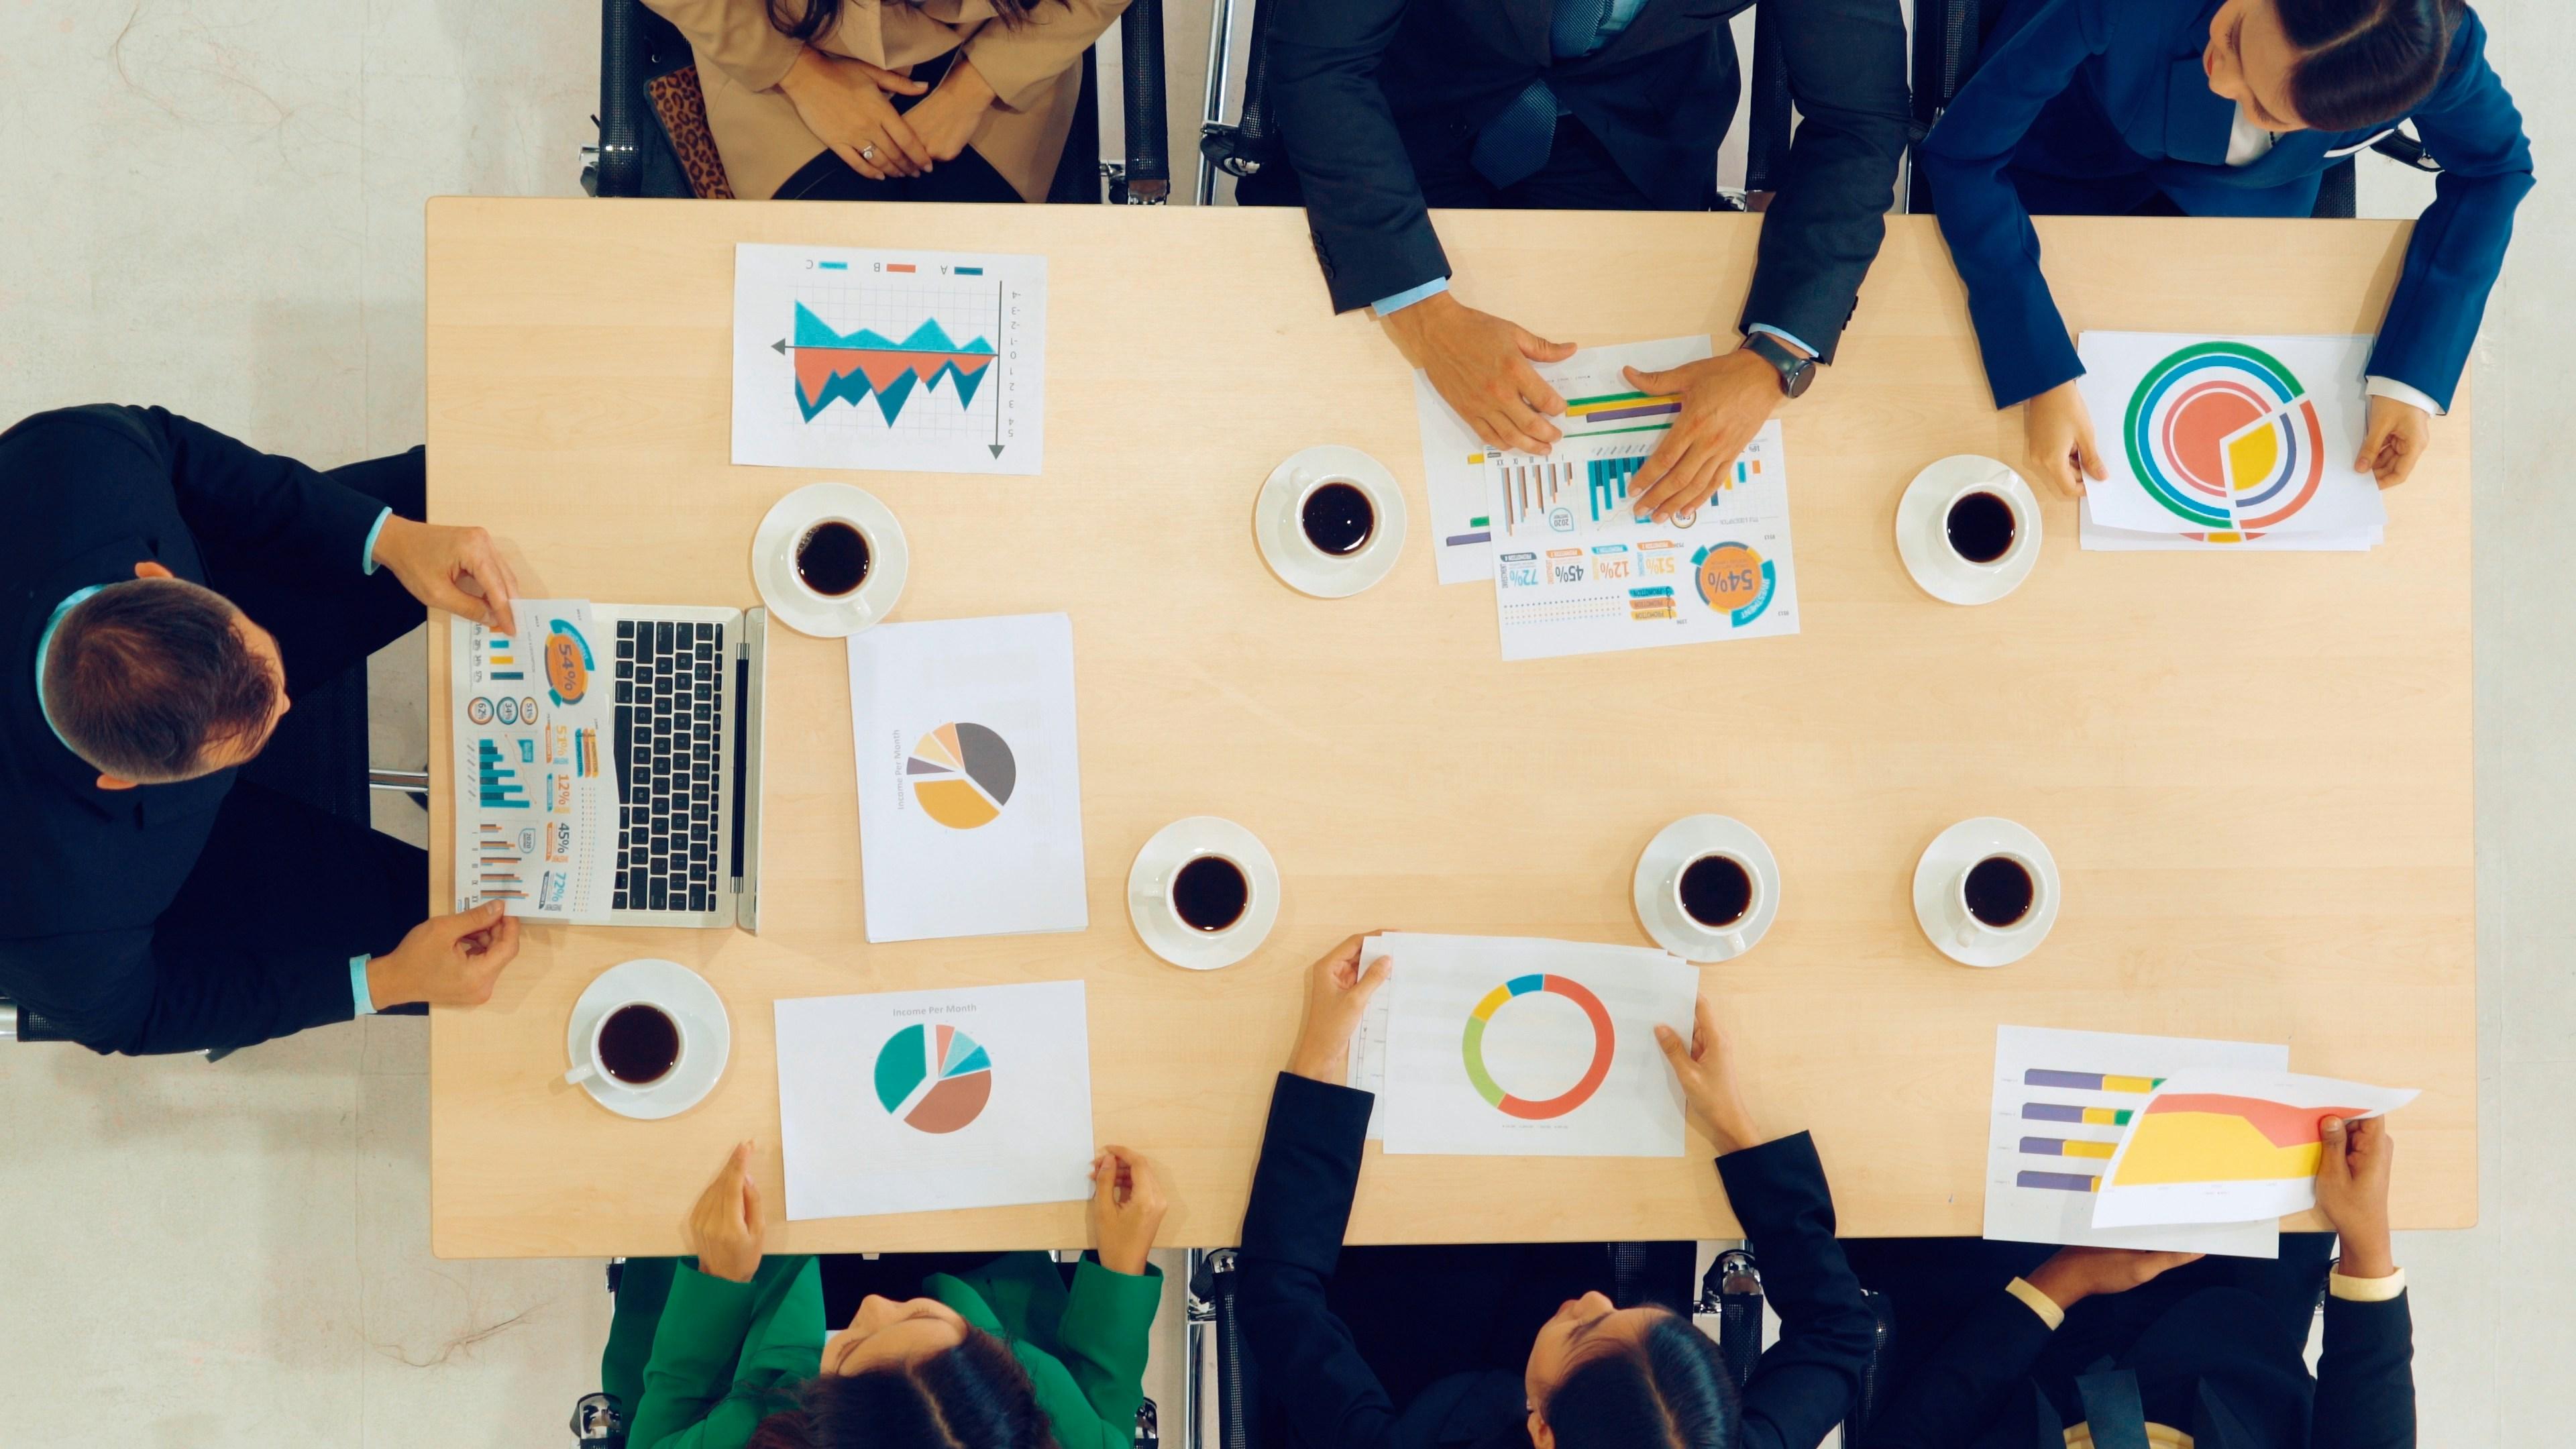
[564,1062,599,1087]
[1713,927,1748,958]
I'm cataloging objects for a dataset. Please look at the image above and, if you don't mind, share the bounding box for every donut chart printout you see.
[1364,933,1696,1157]
[775,981,1093,1220]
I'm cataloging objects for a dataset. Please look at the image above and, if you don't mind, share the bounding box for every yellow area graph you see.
[2110,1110,2321,1187]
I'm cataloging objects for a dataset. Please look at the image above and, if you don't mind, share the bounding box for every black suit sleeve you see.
[1234,1071,1403,1449]
[1264,0,1452,313]
[136,406,390,578]
[1859,1287,2057,1449]
[2310,1289,2416,1449]
[6,924,360,1057]
[1719,1132,1882,1449]
[1737,0,1913,364]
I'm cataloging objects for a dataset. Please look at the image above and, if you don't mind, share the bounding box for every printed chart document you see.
[449,602,614,919]
[775,981,1095,1220]
[1366,933,1696,1157]
[1414,335,1713,584]
[849,613,1087,943]
[733,243,1045,475]
[2092,1069,2418,1229]
[2074,331,2385,551]
[2079,500,2382,552]
[1986,1026,2288,1258]
[1491,419,1798,660]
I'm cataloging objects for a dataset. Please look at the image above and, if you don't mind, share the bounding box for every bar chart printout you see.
[1984,1026,2289,1258]
[449,602,615,921]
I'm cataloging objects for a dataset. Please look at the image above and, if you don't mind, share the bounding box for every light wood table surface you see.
[425,199,2473,1258]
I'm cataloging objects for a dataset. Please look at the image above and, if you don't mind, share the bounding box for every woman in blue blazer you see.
[1917,0,2532,496]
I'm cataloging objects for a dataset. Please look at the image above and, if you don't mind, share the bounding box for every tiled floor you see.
[0,1,2561,1444]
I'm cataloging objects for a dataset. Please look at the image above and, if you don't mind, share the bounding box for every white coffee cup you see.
[1164,851,1256,936]
[790,513,905,631]
[564,1000,688,1090]
[1941,478,2031,572]
[1670,850,1762,957]
[1953,851,2045,951]
[1291,473,1382,559]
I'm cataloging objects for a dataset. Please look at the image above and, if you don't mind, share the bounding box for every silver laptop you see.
[594,603,769,930]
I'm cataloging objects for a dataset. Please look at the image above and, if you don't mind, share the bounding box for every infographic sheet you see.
[2091,1069,2417,1229]
[449,602,614,920]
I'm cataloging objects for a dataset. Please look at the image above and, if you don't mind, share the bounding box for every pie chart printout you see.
[906,722,1017,830]
[873,1022,995,1134]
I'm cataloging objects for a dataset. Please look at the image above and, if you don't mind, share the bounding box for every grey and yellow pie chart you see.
[906,721,1016,829]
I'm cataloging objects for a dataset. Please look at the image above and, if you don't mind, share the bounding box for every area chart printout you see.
[1366,933,1696,1158]
[733,244,1045,476]
[1985,1026,2289,1259]
[449,603,615,920]
[2091,1069,2418,1228]
[774,981,1094,1220]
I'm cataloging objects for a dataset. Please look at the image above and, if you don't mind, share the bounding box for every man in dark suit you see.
[1246,0,1911,523]
[1,405,525,1055]
[1851,1116,2414,1448]
[1235,936,1878,1449]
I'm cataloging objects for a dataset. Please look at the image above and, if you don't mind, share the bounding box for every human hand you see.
[1652,995,1760,1152]
[1623,350,1786,525]
[2022,380,2104,499]
[366,900,521,1010]
[2355,395,2432,488]
[684,1141,766,1283]
[369,516,519,635]
[1381,292,1575,454]
[2316,1115,2398,1277]
[902,53,996,163]
[1089,1144,1168,1276]
[777,46,932,180]
[1285,934,1393,1083]
[2025,1246,2204,1311]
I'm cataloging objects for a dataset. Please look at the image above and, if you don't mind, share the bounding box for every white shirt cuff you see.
[360,506,394,576]
[352,955,380,1017]
[1746,323,1817,358]
[1371,278,1451,317]
[2330,1265,2408,1302]
[2365,376,2445,417]
[2004,1277,2067,1330]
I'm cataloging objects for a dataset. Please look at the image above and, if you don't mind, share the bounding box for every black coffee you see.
[1172,855,1250,932]
[1678,855,1754,928]
[796,520,871,597]
[1964,856,2035,928]
[1301,482,1376,556]
[1945,490,2017,564]
[598,1004,681,1085]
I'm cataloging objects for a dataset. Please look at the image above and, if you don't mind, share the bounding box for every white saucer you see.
[1911,817,2063,967]
[751,482,909,638]
[1127,817,1283,970]
[564,958,731,1118]
[1897,455,2043,606]
[1633,815,1782,963]
[1254,446,1409,598]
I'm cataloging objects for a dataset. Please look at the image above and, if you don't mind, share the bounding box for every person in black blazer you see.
[1245,0,1912,525]
[1236,934,1878,1449]
[0,405,526,1055]
[1852,1115,2414,1448]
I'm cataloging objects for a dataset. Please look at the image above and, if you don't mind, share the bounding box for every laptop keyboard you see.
[611,619,724,914]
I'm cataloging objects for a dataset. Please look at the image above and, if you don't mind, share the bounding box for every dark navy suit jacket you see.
[1917,0,2532,409]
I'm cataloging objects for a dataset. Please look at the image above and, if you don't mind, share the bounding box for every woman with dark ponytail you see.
[1917,0,2532,497]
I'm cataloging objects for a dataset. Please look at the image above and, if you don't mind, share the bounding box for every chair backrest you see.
[1198,0,1283,195]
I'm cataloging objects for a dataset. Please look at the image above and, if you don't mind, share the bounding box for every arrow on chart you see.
[771,338,788,355]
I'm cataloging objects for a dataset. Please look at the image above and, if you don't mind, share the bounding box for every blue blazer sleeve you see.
[1265,0,1452,313]
[2366,11,2534,411]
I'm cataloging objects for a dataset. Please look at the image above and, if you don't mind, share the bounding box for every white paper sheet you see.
[2074,331,2385,539]
[449,603,615,920]
[775,981,1095,1220]
[1347,985,1393,1140]
[2091,1069,2419,1228]
[1368,932,1697,1157]
[1491,418,1799,661]
[847,614,1087,943]
[1415,335,1715,584]
[2078,499,2383,551]
[1985,1026,2288,1258]
[732,244,1045,475]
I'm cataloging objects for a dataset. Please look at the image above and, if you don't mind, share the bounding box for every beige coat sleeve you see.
[961,0,1131,113]
[641,0,806,93]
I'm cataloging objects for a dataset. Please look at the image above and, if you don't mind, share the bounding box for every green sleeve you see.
[1034,1260,1164,1442]
[629,1256,826,1449]
[603,1258,679,1414]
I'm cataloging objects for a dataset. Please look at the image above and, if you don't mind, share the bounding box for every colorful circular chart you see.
[2122,340,2327,531]
[873,1022,994,1134]
[1461,974,1615,1120]
[1690,542,1776,626]
[907,722,1016,830]
[545,620,594,706]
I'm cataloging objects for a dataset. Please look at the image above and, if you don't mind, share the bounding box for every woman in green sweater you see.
[600,1140,1169,1449]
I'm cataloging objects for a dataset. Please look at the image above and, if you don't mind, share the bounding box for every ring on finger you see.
[860,144,879,161]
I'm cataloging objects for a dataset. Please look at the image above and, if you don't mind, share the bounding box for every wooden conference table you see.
[424,199,2473,1258]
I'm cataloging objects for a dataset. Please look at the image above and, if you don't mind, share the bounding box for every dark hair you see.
[1541,1313,1740,1449]
[747,1330,1060,1449]
[766,0,1058,38]
[2275,0,2466,131]
[41,578,278,782]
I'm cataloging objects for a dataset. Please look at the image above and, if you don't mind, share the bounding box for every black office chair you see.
[1905,0,2440,219]
[587,0,1169,204]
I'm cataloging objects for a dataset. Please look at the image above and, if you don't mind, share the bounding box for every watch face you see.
[1782,359,1815,398]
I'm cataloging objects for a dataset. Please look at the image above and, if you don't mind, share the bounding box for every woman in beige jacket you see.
[645,0,1129,203]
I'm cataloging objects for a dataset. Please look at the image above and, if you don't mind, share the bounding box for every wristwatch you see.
[1742,333,1817,399]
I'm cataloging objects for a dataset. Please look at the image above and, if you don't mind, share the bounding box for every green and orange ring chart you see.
[1462,973,1615,1120]
[2122,339,2326,533]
